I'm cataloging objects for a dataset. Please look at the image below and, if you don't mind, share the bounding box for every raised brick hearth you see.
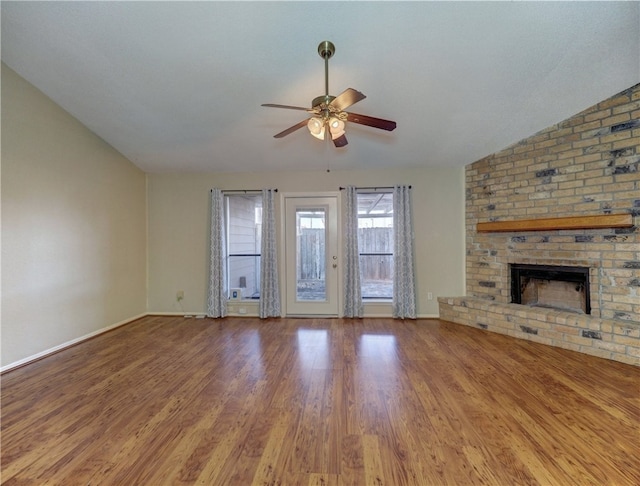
[439,84,640,366]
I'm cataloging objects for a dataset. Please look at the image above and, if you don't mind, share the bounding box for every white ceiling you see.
[2,2,639,174]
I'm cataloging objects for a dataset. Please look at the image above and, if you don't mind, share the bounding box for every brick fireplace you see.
[439,84,640,366]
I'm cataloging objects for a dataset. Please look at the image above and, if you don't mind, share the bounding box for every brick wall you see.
[440,83,640,365]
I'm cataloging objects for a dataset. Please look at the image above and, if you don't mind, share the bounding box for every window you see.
[225,194,262,299]
[357,192,393,299]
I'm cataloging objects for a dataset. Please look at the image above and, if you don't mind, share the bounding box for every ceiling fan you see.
[262,41,397,148]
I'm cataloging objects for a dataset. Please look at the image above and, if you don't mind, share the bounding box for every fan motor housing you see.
[312,95,336,109]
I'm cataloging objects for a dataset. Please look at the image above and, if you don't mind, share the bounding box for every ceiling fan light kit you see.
[262,41,396,148]
[307,116,346,141]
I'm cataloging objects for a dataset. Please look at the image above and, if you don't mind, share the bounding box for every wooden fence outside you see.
[298,228,393,281]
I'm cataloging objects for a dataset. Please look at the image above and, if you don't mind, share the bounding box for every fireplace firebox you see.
[510,264,590,314]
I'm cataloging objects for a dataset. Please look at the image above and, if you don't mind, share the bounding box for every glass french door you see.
[284,196,339,316]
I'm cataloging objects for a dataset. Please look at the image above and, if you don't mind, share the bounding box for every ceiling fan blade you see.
[329,88,366,111]
[273,119,309,138]
[346,112,397,131]
[262,103,313,112]
[333,134,348,148]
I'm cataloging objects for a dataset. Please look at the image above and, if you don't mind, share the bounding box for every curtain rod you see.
[339,185,411,190]
[210,189,278,193]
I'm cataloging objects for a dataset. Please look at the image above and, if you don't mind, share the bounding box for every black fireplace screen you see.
[510,264,591,314]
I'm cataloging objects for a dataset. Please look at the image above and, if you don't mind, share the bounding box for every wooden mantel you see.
[476,213,634,233]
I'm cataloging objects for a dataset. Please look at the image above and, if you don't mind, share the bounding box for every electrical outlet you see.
[427,292,433,300]
[176,290,184,302]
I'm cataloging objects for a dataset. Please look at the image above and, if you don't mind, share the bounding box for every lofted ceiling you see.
[2,2,638,174]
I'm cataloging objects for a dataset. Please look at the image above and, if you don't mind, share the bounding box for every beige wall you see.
[0,64,465,368]
[1,65,147,368]
[147,168,465,317]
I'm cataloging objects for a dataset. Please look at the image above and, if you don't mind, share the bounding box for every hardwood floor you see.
[1,316,639,485]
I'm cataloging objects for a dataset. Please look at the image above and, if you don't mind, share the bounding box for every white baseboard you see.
[149,312,208,318]
[1,313,148,374]
[358,314,440,318]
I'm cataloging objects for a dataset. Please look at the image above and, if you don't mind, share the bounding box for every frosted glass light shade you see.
[329,117,345,139]
[307,117,325,140]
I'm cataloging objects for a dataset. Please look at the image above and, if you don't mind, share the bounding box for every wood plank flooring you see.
[1,315,639,485]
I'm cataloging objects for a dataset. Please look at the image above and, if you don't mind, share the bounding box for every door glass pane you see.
[296,208,326,301]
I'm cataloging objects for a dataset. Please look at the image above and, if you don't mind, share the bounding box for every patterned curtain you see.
[259,189,281,318]
[343,186,363,317]
[207,189,227,318]
[393,185,416,319]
